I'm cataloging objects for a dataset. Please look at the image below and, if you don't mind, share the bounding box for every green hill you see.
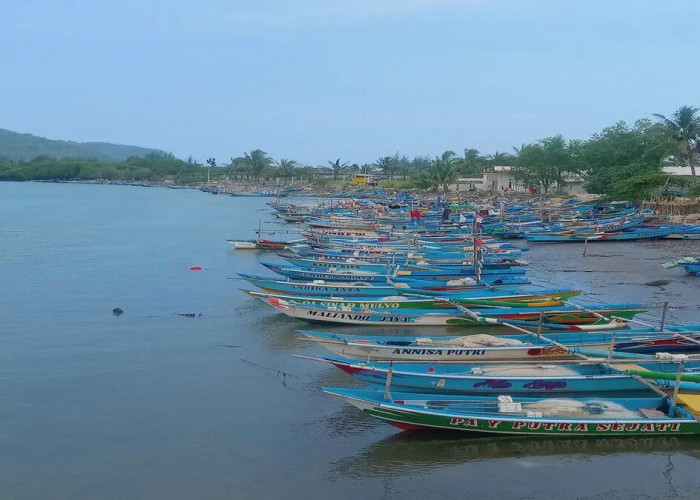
[0,128,165,162]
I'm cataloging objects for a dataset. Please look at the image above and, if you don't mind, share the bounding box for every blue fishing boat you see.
[323,388,700,436]
[312,356,700,394]
[260,299,645,328]
[261,262,528,283]
[298,328,700,362]
[524,227,677,243]
[681,263,700,275]
[237,273,403,296]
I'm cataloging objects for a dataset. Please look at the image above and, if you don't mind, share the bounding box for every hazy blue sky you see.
[2,0,698,165]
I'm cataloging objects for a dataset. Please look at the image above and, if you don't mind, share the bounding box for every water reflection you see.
[310,406,383,438]
[332,433,700,478]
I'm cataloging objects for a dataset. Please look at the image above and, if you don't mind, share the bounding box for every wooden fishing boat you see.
[242,290,568,309]
[398,276,531,290]
[237,273,540,297]
[237,273,405,296]
[524,227,677,243]
[279,256,525,273]
[286,247,525,264]
[312,356,700,395]
[261,262,528,283]
[227,238,303,250]
[298,329,700,362]
[228,240,258,249]
[323,388,700,436]
[680,261,700,276]
[261,298,645,328]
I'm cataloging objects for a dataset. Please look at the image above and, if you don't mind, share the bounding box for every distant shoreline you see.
[6,178,624,205]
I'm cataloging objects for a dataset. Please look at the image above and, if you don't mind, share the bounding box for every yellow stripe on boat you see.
[610,364,647,371]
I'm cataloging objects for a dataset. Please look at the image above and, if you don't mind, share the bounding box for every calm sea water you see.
[1,181,700,500]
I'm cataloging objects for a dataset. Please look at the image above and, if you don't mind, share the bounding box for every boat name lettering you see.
[447,420,682,432]
[379,316,411,323]
[595,422,681,432]
[310,301,399,309]
[299,272,373,281]
[390,348,487,356]
[294,285,358,292]
[473,380,512,389]
[306,310,371,321]
[522,380,568,390]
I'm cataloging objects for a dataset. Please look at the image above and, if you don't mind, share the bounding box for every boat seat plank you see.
[638,408,668,419]
[677,393,700,413]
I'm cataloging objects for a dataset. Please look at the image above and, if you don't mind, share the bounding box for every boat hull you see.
[326,358,656,394]
[325,389,700,436]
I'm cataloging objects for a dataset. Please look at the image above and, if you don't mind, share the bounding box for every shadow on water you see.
[331,432,700,479]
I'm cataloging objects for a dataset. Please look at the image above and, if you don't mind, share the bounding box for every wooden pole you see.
[660,301,669,332]
[671,359,686,415]
[607,332,616,362]
[383,362,394,401]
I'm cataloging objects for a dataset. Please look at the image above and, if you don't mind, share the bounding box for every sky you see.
[2,0,699,166]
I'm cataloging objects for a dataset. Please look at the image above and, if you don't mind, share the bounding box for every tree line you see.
[1,105,697,200]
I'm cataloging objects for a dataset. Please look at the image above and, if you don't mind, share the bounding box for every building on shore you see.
[451,166,585,194]
[663,166,694,176]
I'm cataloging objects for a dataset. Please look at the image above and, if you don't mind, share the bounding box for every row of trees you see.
[407,105,700,199]
[1,106,698,199]
[215,105,699,198]
[0,153,206,183]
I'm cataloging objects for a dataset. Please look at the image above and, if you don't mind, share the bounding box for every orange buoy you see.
[190,266,202,270]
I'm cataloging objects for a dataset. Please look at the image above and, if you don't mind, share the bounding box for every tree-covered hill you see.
[0,128,164,162]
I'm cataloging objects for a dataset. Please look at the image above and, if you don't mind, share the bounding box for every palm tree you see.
[440,150,457,162]
[275,159,297,181]
[489,150,518,167]
[328,159,348,180]
[459,148,485,176]
[205,158,216,183]
[416,153,457,192]
[244,149,273,182]
[375,156,397,179]
[653,106,700,178]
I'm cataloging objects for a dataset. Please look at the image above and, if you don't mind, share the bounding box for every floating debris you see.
[112,307,124,316]
[190,266,202,270]
[662,257,699,268]
[644,280,671,287]
[173,312,202,318]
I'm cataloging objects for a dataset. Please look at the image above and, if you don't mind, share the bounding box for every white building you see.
[452,166,585,194]
[663,166,693,176]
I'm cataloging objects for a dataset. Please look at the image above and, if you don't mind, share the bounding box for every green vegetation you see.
[1,106,698,199]
[0,128,163,162]
[653,106,700,178]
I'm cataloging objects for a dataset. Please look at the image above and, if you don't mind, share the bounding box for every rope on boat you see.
[239,358,298,382]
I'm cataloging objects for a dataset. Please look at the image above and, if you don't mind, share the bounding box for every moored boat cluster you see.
[233,195,700,437]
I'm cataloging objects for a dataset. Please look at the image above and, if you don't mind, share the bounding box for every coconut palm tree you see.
[244,149,273,182]
[275,159,297,181]
[416,151,458,192]
[328,159,348,180]
[653,106,700,178]
[375,156,398,179]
